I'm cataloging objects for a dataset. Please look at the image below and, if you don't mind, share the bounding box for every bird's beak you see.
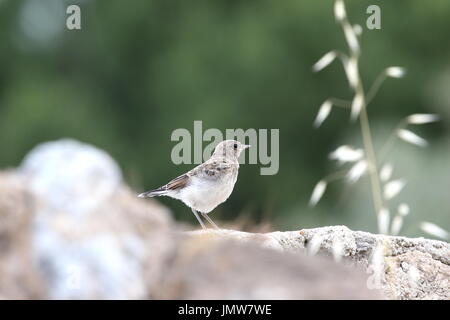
[244,144,251,149]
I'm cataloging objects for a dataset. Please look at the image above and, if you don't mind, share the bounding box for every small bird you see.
[138,140,250,229]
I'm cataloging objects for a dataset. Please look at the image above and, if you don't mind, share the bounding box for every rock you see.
[18,139,174,299]
[157,235,382,299]
[296,226,450,299]
[385,250,450,299]
[20,139,122,216]
[184,229,285,251]
[183,226,450,300]
[0,172,45,299]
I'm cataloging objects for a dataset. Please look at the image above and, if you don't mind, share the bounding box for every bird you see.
[138,140,250,229]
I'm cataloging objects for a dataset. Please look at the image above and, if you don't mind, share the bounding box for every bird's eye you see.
[233,143,238,150]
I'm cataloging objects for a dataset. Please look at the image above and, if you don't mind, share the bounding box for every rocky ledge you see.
[181,227,450,299]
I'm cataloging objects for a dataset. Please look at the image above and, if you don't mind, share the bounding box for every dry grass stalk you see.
[309,0,443,237]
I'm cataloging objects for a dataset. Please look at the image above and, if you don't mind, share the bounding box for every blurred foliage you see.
[0,0,449,234]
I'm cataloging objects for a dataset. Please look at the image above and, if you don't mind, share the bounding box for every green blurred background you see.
[0,0,449,236]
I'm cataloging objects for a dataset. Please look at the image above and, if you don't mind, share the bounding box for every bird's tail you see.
[138,188,167,198]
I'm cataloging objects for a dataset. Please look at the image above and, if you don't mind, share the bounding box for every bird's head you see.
[212,140,250,159]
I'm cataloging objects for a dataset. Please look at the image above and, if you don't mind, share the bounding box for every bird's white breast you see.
[177,173,237,213]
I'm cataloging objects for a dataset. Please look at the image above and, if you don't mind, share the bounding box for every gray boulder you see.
[18,139,173,299]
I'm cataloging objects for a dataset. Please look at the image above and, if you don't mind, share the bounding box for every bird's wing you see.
[162,173,190,190]
[190,158,234,180]
[140,159,235,197]
[138,172,190,197]
[157,159,230,191]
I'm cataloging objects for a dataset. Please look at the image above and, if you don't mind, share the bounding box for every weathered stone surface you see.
[0,172,45,299]
[1,166,173,299]
[157,235,382,299]
[185,229,285,251]
[385,251,450,300]
[16,139,174,299]
[183,226,450,300]
[20,139,123,217]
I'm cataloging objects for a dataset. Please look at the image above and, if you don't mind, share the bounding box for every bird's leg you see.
[191,209,206,229]
[201,213,220,229]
